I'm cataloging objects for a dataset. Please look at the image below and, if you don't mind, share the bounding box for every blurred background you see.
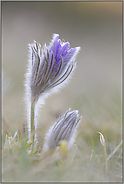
[2,2,122,151]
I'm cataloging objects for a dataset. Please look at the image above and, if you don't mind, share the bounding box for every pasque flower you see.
[43,109,82,152]
[26,33,81,102]
[24,34,81,151]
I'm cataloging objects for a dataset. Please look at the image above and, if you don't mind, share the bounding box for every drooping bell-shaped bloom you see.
[26,34,81,102]
[43,109,82,152]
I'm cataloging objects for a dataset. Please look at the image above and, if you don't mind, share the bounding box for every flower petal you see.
[27,34,81,101]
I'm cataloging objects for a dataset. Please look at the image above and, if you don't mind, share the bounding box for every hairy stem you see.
[31,100,35,152]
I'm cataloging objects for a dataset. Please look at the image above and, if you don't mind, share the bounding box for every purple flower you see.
[43,109,82,152]
[26,34,81,102]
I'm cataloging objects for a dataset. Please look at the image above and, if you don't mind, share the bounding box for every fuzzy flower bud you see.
[43,109,82,152]
[26,34,81,102]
